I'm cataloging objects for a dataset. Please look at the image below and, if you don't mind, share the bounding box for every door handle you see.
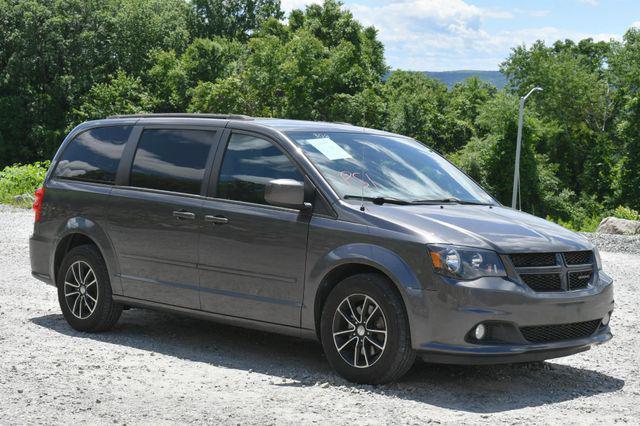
[204,215,229,225]
[173,210,196,220]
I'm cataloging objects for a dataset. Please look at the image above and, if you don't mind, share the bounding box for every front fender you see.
[303,242,428,336]
[51,216,122,294]
[310,243,422,292]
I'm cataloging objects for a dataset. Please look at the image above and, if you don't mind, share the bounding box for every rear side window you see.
[54,126,132,184]
[130,129,217,195]
[217,133,303,205]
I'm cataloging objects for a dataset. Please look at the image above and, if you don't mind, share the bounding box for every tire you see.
[56,244,122,332]
[320,273,415,384]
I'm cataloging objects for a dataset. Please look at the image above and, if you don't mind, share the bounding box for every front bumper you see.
[408,272,614,364]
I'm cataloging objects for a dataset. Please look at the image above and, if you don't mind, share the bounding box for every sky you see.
[280,0,640,71]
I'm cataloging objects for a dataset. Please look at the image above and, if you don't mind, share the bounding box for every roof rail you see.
[106,113,253,120]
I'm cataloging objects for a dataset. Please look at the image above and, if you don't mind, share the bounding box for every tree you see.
[0,0,192,166]
[381,71,451,150]
[190,1,387,121]
[190,77,258,115]
[447,77,497,127]
[610,28,640,209]
[190,0,283,41]
[72,71,154,122]
[501,39,618,202]
[146,50,189,112]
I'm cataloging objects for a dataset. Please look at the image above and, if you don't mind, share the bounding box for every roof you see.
[103,113,394,135]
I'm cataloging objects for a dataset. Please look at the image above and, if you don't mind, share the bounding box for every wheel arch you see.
[51,217,121,294]
[310,244,422,341]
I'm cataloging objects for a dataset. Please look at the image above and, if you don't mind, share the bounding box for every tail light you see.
[33,187,45,222]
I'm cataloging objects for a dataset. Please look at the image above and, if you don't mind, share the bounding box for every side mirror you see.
[264,179,308,210]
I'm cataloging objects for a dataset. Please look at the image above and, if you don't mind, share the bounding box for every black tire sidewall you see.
[56,245,114,332]
[320,273,413,384]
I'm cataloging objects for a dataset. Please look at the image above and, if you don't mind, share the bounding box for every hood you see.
[363,203,593,253]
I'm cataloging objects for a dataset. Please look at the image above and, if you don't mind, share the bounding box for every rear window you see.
[54,126,132,184]
[130,129,217,195]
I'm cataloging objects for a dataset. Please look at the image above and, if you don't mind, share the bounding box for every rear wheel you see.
[320,273,415,384]
[57,245,122,332]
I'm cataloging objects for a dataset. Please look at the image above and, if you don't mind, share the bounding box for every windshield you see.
[287,131,495,205]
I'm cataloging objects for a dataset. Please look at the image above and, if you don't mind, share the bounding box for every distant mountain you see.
[385,70,507,90]
[422,70,507,89]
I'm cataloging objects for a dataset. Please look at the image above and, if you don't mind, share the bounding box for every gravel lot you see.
[1,205,639,425]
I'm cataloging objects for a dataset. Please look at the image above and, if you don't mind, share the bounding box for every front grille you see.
[510,253,557,267]
[521,273,563,292]
[568,270,592,290]
[563,251,593,265]
[520,319,601,343]
[510,250,595,292]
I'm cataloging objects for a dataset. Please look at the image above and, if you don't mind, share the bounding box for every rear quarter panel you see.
[38,179,121,293]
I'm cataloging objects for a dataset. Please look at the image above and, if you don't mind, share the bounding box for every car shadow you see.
[31,309,624,414]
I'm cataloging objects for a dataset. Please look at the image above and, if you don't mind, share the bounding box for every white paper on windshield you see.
[306,137,352,160]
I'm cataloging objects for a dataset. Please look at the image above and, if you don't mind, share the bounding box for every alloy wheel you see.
[63,260,99,320]
[332,294,387,368]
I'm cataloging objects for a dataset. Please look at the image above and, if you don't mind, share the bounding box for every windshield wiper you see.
[344,195,494,206]
[412,197,494,206]
[343,195,412,205]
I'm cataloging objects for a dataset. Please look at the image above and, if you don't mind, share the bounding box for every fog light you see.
[474,324,486,340]
[602,312,611,326]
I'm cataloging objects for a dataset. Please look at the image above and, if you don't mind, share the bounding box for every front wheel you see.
[57,245,122,332]
[320,273,415,384]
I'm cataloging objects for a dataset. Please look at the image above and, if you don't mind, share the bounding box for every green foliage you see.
[190,0,284,41]
[550,194,604,232]
[0,162,50,207]
[189,2,387,120]
[610,29,640,210]
[612,205,640,221]
[72,71,154,122]
[0,0,192,166]
[190,77,260,115]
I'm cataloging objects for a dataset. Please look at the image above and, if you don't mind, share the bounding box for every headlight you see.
[428,245,506,280]
[594,247,603,270]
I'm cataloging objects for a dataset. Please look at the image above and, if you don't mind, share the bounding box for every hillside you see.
[424,70,506,89]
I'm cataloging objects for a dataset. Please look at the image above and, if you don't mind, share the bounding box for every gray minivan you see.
[29,114,614,384]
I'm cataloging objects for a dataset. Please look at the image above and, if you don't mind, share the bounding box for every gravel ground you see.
[1,205,639,425]
[581,232,640,255]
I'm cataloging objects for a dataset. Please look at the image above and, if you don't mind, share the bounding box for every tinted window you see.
[217,134,303,204]
[54,126,132,184]
[130,129,216,195]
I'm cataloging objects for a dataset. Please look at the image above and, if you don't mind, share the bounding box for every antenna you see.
[360,144,365,212]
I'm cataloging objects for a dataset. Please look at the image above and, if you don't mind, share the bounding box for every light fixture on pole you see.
[511,86,543,209]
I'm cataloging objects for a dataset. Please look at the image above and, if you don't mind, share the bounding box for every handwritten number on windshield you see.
[340,171,380,188]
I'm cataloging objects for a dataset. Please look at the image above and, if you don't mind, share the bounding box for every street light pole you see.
[511,86,543,209]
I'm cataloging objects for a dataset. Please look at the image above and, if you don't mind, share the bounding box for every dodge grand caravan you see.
[29,114,614,384]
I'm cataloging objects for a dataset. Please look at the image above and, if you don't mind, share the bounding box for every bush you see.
[0,162,50,208]
[550,204,640,232]
[611,205,640,221]
[547,193,604,232]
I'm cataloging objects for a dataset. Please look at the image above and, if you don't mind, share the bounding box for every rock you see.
[596,217,640,235]
[13,194,32,204]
